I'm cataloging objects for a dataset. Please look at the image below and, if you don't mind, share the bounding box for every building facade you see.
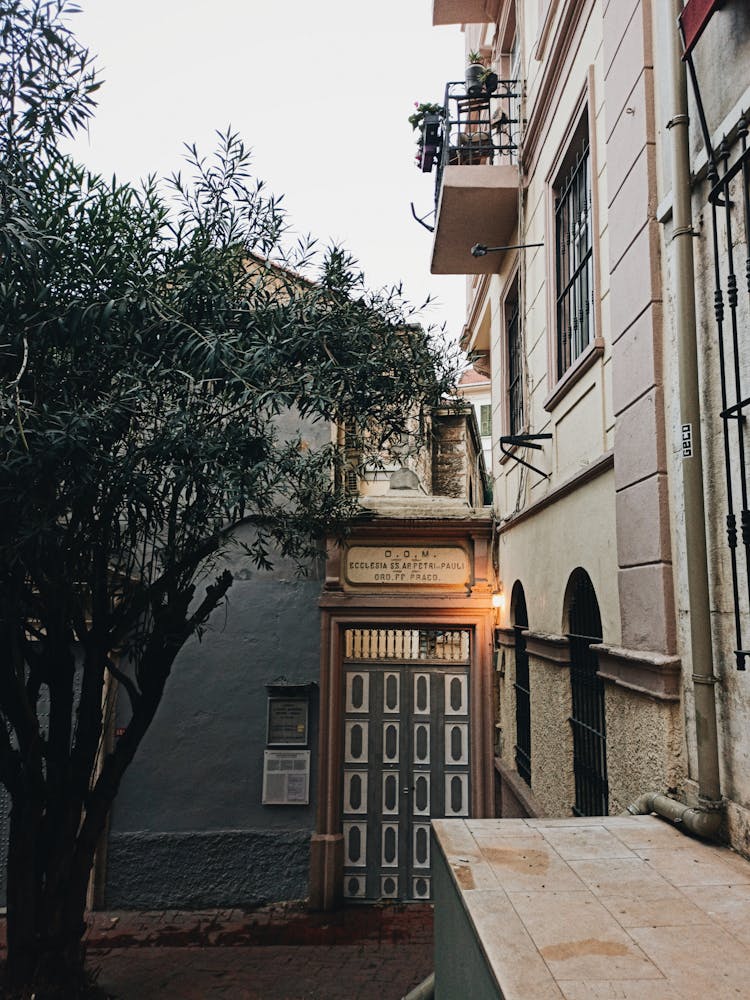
[458,367,493,474]
[0,404,491,912]
[310,404,495,908]
[423,0,750,854]
[657,0,750,854]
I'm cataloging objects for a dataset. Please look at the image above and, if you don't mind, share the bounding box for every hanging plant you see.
[409,101,444,173]
[408,101,444,132]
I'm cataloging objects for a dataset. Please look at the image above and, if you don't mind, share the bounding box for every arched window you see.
[511,582,531,787]
[565,569,608,816]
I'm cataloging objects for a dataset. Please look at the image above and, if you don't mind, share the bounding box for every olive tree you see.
[0,3,457,994]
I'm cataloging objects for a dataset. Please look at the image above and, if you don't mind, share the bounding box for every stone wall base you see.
[105,828,311,910]
[494,757,545,818]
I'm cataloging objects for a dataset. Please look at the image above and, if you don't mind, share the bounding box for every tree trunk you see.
[2,573,234,996]
[5,797,104,997]
[5,796,41,992]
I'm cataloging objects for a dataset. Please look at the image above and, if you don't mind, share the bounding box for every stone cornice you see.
[510,627,683,701]
[593,644,682,702]
[345,516,493,539]
[494,625,518,648]
[524,630,571,666]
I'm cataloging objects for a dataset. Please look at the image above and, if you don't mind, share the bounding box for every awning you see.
[679,0,724,56]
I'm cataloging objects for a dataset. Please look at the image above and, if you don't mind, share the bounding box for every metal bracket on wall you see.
[471,242,544,257]
[410,202,435,233]
[499,433,552,479]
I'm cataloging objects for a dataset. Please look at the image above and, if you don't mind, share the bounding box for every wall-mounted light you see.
[492,587,505,624]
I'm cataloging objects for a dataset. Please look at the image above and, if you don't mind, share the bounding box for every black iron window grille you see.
[432,80,520,208]
[555,130,594,379]
[512,583,531,786]
[507,284,523,436]
[567,569,608,816]
[704,120,750,671]
[682,19,750,670]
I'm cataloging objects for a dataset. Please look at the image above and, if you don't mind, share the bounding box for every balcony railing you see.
[428,80,520,207]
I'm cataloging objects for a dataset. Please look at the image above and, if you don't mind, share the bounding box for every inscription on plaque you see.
[345,546,469,586]
[267,698,308,746]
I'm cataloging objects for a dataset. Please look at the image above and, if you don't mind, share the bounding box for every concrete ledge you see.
[524,630,571,667]
[594,643,681,701]
[543,337,605,412]
[494,626,518,649]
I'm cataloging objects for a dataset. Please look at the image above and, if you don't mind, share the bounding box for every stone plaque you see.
[345,546,469,586]
[267,698,308,746]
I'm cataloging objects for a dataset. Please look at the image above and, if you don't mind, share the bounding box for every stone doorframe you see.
[310,601,495,910]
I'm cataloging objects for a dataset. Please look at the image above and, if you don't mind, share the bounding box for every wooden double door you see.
[341,628,471,902]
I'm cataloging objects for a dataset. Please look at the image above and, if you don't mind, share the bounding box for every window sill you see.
[543,337,604,413]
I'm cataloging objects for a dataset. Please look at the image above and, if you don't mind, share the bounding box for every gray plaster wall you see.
[107,409,330,909]
[107,564,323,908]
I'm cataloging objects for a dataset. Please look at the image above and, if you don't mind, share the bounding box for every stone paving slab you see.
[433,816,750,1000]
[0,903,434,1000]
[89,941,433,999]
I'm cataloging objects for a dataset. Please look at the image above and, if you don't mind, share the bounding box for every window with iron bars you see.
[555,118,594,380]
[567,568,608,816]
[512,582,531,786]
[507,280,523,435]
[479,404,492,438]
[705,118,750,670]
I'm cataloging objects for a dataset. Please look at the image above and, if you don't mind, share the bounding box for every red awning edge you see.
[679,0,724,57]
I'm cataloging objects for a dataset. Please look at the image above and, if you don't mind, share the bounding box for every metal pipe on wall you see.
[667,0,722,813]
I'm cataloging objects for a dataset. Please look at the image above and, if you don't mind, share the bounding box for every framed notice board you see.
[267,697,309,747]
[262,749,311,805]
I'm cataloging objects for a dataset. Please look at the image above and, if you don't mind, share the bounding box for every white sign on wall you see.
[262,749,311,805]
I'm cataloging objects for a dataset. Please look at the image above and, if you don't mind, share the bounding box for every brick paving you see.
[1,903,434,1000]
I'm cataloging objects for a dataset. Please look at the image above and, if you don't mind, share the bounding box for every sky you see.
[64,0,467,343]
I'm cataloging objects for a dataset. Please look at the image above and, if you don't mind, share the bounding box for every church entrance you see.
[340,627,471,902]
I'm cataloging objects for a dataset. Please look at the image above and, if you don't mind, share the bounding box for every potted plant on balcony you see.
[466,51,499,96]
[409,101,444,173]
[466,51,486,96]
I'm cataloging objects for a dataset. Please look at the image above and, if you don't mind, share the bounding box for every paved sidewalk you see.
[3,903,434,1000]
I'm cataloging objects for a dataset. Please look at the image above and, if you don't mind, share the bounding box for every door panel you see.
[341,629,471,902]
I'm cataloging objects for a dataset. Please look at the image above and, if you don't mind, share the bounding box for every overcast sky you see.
[65,1,467,341]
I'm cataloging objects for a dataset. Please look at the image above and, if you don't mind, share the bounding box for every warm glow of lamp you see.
[492,587,505,621]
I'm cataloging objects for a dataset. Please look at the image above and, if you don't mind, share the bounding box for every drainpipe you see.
[628,0,721,837]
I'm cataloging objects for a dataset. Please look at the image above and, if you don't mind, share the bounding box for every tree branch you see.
[104,656,139,713]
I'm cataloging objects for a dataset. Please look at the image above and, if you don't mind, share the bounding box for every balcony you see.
[428,81,519,275]
[432,0,501,25]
